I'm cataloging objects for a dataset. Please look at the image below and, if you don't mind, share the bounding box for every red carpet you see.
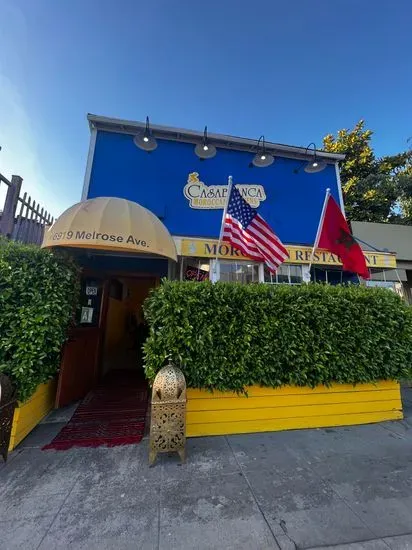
[43,371,148,451]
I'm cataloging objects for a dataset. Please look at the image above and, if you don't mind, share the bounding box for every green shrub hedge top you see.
[143,280,412,392]
[0,239,79,401]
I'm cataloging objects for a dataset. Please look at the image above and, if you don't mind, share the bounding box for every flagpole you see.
[212,175,233,283]
[308,187,331,275]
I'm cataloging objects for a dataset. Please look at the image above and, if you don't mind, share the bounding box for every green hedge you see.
[143,280,412,392]
[0,239,80,401]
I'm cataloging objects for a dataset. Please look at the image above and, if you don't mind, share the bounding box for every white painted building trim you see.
[81,127,97,201]
[86,114,345,163]
[335,161,346,216]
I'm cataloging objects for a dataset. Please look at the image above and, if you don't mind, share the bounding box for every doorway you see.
[55,274,157,408]
[102,276,156,377]
[48,273,157,449]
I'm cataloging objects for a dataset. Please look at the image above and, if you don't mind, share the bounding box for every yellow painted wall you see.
[9,379,57,450]
[186,381,402,437]
[120,277,157,323]
[104,297,127,356]
[104,279,156,360]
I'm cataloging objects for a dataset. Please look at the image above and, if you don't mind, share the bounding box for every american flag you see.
[222,185,289,273]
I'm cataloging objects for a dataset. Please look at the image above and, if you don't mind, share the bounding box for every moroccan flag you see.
[317,193,370,279]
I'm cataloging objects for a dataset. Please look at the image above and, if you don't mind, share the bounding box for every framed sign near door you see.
[77,278,104,327]
[56,276,109,407]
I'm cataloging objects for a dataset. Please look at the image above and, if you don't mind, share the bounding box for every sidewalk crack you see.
[35,465,84,549]
[225,436,293,550]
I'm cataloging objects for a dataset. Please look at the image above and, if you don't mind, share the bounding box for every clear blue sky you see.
[1,0,411,216]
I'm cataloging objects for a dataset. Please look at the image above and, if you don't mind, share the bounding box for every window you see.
[218,261,260,283]
[264,264,303,284]
[310,266,358,285]
[177,258,304,285]
[369,268,397,282]
[178,257,210,281]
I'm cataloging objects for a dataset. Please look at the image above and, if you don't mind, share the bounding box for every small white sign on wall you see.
[80,307,94,323]
[86,286,98,296]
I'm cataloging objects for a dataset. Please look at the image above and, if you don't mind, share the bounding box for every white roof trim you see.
[87,114,345,162]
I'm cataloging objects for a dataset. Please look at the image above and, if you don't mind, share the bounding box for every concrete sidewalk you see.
[1,390,412,550]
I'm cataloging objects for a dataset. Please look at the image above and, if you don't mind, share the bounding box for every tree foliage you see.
[143,280,412,393]
[0,239,80,401]
[323,120,412,223]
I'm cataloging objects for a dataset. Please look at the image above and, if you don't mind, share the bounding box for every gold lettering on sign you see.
[179,239,397,268]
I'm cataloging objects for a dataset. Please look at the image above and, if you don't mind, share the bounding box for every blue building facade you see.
[84,118,343,247]
[41,116,400,409]
[83,115,388,284]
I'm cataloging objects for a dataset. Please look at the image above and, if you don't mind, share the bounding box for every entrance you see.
[102,276,156,376]
[41,195,177,417]
[55,274,157,408]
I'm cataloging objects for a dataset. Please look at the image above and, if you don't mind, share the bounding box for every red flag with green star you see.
[318,195,370,279]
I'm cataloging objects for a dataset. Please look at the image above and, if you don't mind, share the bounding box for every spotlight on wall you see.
[251,136,274,168]
[134,116,158,152]
[304,156,326,173]
[294,142,326,174]
[194,126,217,160]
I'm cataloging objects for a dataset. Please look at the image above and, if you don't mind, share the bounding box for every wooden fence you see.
[0,173,54,246]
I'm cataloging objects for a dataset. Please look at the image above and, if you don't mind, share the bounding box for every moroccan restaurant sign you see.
[183,172,266,209]
[180,238,397,269]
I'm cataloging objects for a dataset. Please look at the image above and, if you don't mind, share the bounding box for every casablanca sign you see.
[183,172,266,209]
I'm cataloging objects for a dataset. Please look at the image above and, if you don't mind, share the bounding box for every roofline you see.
[87,114,346,162]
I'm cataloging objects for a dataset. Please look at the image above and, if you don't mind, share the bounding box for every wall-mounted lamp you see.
[294,143,326,174]
[194,126,217,160]
[251,136,274,168]
[134,116,158,152]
